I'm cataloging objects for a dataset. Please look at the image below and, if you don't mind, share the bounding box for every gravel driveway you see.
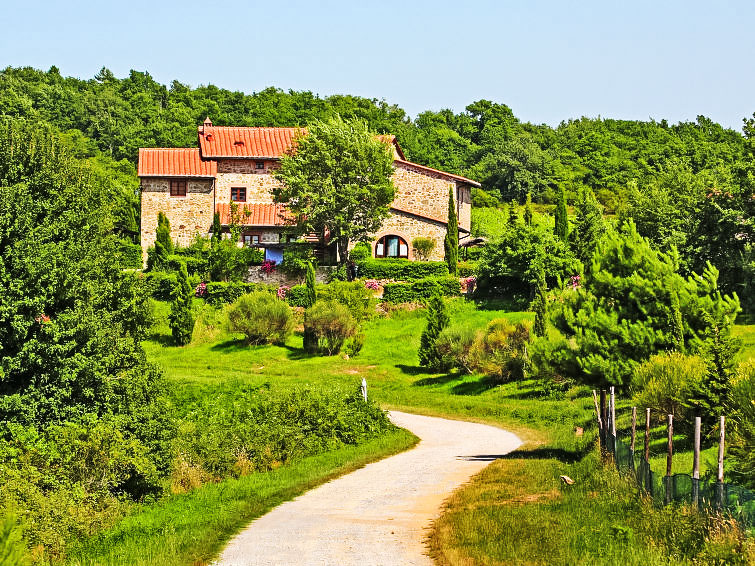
[214,411,522,566]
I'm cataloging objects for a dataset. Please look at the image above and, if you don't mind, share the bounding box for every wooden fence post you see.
[716,415,725,509]
[644,408,651,494]
[592,390,603,449]
[600,390,607,451]
[609,386,617,465]
[665,414,673,505]
[692,416,701,506]
[630,407,637,471]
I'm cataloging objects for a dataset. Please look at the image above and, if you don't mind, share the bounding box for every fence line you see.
[592,389,755,528]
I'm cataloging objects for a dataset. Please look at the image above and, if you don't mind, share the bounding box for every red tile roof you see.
[138,148,217,177]
[395,159,481,187]
[215,202,295,226]
[198,126,304,159]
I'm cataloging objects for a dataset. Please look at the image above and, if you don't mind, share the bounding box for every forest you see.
[1,65,753,310]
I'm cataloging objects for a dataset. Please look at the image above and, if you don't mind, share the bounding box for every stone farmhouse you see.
[137,118,478,265]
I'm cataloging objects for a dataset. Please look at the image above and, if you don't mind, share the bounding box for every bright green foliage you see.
[304,300,358,355]
[670,289,685,351]
[317,280,376,322]
[304,262,317,308]
[729,361,755,488]
[507,202,519,227]
[355,258,449,279]
[554,186,569,242]
[148,211,173,271]
[412,237,436,261]
[0,119,161,426]
[280,243,317,277]
[551,222,741,387]
[532,270,548,338]
[524,193,533,226]
[569,187,606,270]
[211,212,222,244]
[444,188,459,276]
[632,352,706,421]
[685,312,742,430]
[477,222,581,298]
[273,116,395,265]
[467,318,532,382]
[208,239,259,282]
[382,277,461,303]
[0,516,30,566]
[418,294,450,369]
[169,263,194,346]
[226,292,293,345]
[348,242,371,262]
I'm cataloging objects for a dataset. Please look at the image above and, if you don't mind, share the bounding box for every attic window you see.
[256,161,265,170]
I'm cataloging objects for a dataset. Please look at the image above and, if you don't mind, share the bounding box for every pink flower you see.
[277,286,289,300]
[261,259,277,274]
[364,279,380,291]
[195,281,207,298]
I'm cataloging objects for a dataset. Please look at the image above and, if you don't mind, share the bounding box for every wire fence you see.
[596,389,755,529]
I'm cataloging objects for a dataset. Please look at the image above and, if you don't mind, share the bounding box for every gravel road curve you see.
[213,411,521,566]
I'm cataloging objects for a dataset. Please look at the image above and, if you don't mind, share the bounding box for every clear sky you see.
[3,0,754,130]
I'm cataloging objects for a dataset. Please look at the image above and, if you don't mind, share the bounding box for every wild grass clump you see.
[225,291,293,345]
[304,300,357,355]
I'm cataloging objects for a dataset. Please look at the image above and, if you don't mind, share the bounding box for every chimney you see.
[202,117,213,135]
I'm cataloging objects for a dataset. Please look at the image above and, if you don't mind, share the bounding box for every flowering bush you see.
[364,279,380,291]
[277,285,290,300]
[261,259,277,274]
[195,281,208,298]
[568,275,581,289]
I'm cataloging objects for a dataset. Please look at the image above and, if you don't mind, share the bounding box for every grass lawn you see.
[119,298,752,565]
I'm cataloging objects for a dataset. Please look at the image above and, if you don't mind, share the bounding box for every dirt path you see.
[213,411,521,566]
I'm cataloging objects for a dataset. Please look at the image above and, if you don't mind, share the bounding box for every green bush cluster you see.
[226,292,293,345]
[115,239,143,269]
[355,258,449,280]
[167,255,208,276]
[204,281,274,306]
[382,276,461,303]
[318,280,376,322]
[139,272,178,301]
[457,261,478,277]
[285,284,310,307]
[304,300,358,355]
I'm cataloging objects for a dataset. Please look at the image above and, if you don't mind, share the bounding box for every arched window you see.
[375,235,409,258]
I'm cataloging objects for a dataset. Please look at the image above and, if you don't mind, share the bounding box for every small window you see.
[231,187,247,202]
[375,235,409,258]
[243,234,260,247]
[256,161,265,170]
[169,179,187,197]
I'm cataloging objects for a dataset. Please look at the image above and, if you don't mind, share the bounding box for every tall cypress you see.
[418,293,450,369]
[169,263,194,346]
[303,262,318,353]
[150,211,173,271]
[554,187,569,242]
[532,270,548,338]
[444,188,458,276]
[670,289,684,352]
[524,193,533,226]
[508,202,519,227]
[211,211,222,245]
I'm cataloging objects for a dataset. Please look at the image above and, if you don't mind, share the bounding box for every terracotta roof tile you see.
[138,148,217,177]
[215,202,295,226]
[199,126,304,159]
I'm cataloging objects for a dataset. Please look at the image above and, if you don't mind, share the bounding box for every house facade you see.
[138,119,478,265]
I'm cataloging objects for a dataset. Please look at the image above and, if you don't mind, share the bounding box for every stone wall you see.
[457,184,472,233]
[245,265,336,285]
[392,162,456,224]
[215,160,278,204]
[140,177,214,263]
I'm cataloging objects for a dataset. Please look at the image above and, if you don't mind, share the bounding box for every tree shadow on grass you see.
[412,373,463,387]
[283,344,312,361]
[395,364,432,376]
[147,332,174,347]
[486,445,591,464]
[210,338,250,352]
[451,375,502,396]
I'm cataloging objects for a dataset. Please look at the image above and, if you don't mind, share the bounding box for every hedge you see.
[355,258,448,280]
[457,261,478,278]
[205,281,258,306]
[285,284,310,307]
[140,272,178,301]
[167,255,208,276]
[115,239,143,269]
[381,276,461,303]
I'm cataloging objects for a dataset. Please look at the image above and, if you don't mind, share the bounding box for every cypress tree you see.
[570,187,606,271]
[508,202,519,227]
[156,211,174,254]
[532,270,548,338]
[524,193,533,226]
[303,262,318,353]
[418,293,450,369]
[169,263,194,346]
[211,211,222,245]
[554,187,569,242]
[670,289,684,351]
[444,188,458,276]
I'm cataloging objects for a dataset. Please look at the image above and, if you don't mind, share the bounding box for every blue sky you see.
[3,0,754,130]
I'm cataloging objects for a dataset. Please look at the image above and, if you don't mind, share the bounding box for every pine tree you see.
[303,262,318,353]
[670,289,684,351]
[418,293,450,369]
[532,270,548,338]
[570,187,606,271]
[508,202,519,227]
[169,263,194,346]
[554,187,569,242]
[150,211,173,270]
[444,188,458,276]
[524,193,533,226]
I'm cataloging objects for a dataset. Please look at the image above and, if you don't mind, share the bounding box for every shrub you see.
[344,332,366,357]
[632,352,706,422]
[469,318,532,382]
[418,294,450,369]
[169,264,194,346]
[226,292,293,345]
[729,361,755,488]
[412,237,436,261]
[349,242,371,262]
[141,272,178,301]
[280,243,317,277]
[382,276,461,303]
[304,300,357,355]
[285,285,308,307]
[355,258,449,280]
[318,280,376,322]
[435,325,477,373]
[167,254,208,276]
[0,516,30,566]
[115,239,143,269]
[457,260,478,277]
[205,281,273,306]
